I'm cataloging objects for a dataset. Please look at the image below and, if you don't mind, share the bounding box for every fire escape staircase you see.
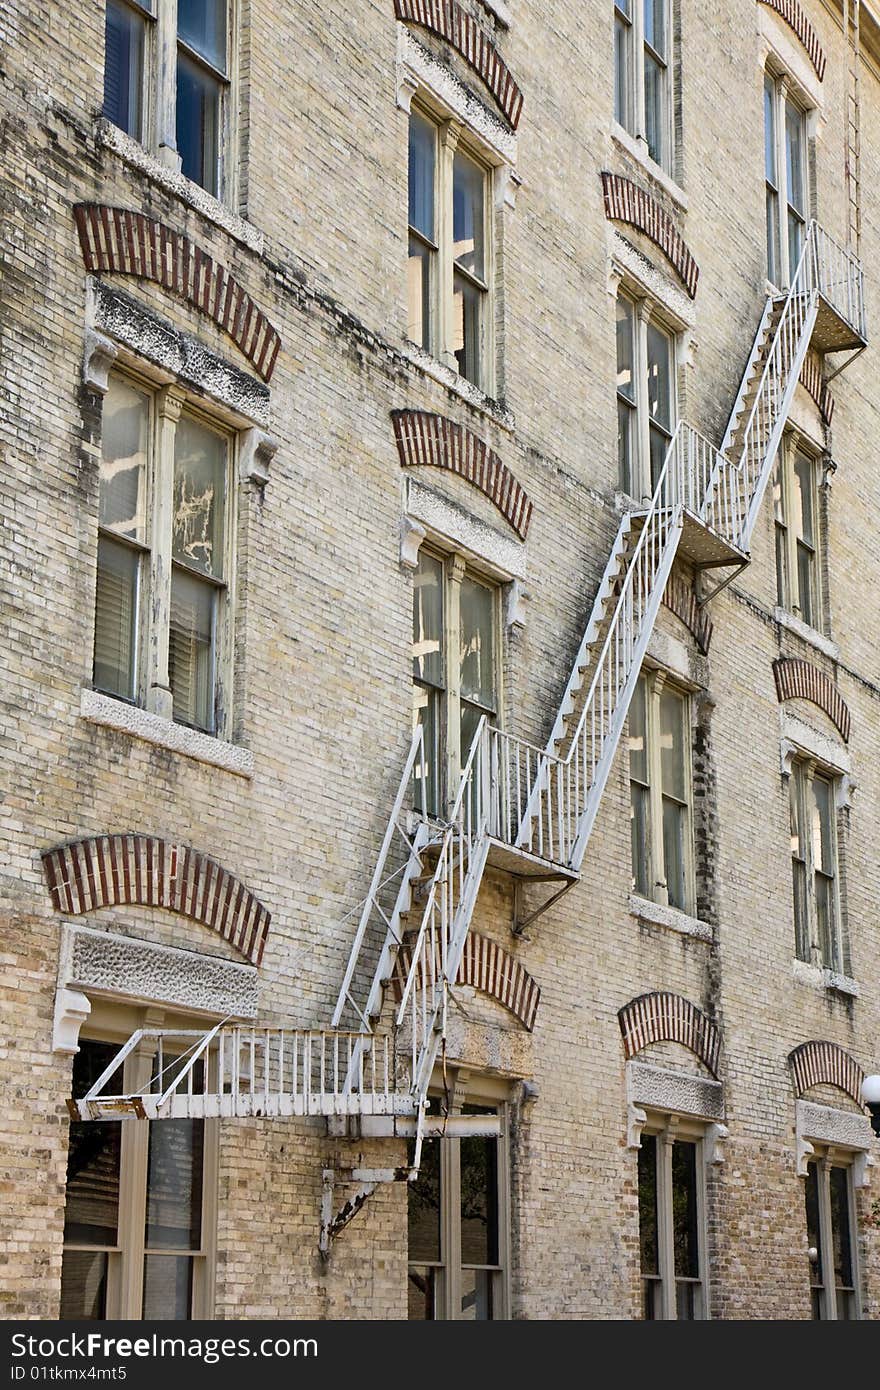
[69,222,866,1253]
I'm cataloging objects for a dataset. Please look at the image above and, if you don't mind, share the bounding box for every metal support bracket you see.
[319,1164,410,1259]
[512,878,575,937]
[695,561,749,608]
[824,344,865,384]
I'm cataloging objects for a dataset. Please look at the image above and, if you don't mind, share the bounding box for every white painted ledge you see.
[628,894,713,942]
[94,119,264,255]
[401,343,515,434]
[80,688,254,778]
[610,122,689,212]
[791,957,859,998]
[773,606,840,661]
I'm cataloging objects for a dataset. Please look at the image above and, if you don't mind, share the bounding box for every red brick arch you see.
[618,992,721,1077]
[73,204,281,381]
[395,931,540,1030]
[601,173,699,298]
[772,659,851,742]
[758,0,826,80]
[393,0,523,129]
[42,834,270,965]
[788,1041,864,1107]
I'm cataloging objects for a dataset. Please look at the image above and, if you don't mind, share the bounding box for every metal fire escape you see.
[70,222,866,1252]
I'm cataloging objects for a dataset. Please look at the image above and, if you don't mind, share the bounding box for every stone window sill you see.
[610,123,688,212]
[401,343,515,435]
[773,606,839,661]
[628,894,713,942]
[80,688,254,778]
[791,958,859,997]
[94,119,264,255]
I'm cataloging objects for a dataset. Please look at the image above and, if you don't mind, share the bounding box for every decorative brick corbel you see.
[83,329,119,394]
[239,428,279,486]
[704,1122,729,1165]
[53,987,92,1055]
[400,514,427,569]
[505,578,528,631]
[494,166,522,211]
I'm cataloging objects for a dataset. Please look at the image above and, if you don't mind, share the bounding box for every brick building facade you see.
[1,0,879,1320]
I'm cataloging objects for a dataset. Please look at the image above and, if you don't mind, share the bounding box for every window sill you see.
[773,607,839,661]
[791,958,859,998]
[628,894,713,942]
[401,343,515,434]
[80,688,254,779]
[610,123,688,212]
[94,119,264,255]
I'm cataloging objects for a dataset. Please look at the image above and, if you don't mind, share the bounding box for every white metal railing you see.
[808,220,866,341]
[72,1025,412,1120]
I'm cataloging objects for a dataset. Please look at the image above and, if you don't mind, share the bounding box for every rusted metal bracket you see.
[512,878,575,937]
[319,1165,410,1259]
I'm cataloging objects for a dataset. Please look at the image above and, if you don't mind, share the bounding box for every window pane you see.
[659,687,686,801]
[628,676,648,783]
[413,553,443,687]
[460,577,496,711]
[764,77,777,184]
[176,51,220,195]
[173,416,227,579]
[453,153,485,281]
[637,1136,659,1277]
[142,1255,194,1319]
[408,234,432,351]
[100,376,149,542]
[453,270,483,387]
[766,187,781,285]
[644,52,666,166]
[460,1268,494,1320]
[630,783,650,896]
[94,536,139,700]
[460,1135,498,1267]
[790,768,809,961]
[408,113,435,241]
[169,568,215,730]
[646,322,673,430]
[59,1250,109,1321]
[407,1266,438,1320]
[796,542,816,626]
[785,100,806,215]
[788,209,805,281]
[829,1167,854,1297]
[413,685,441,817]
[616,296,635,402]
[643,0,665,54]
[63,1043,122,1247]
[408,1137,441,1264]
[662,797,687,910]
[144,1120,204,1250]
[177,0,226,69]
[810,776,833,877]
[618,398,636,494]
[103,0,145,137]
[614,12,631,129]
[671,1141,700,1279]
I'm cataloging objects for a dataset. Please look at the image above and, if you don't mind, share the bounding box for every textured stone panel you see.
[630,1062,724,1120]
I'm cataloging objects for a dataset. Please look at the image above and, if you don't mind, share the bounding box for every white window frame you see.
[94,366,238,740]
[616,286,679,502]
[629,667,696,915]
[773,432,824,633]
[637,1114,710,1320]
[764,66,811,289]
[61,1023,218,1321]
[788,755,844,974]
[102,0,236,201]
[804,1149,862,1320]
[613,0,674,175]
[412,543,503,818]
[406,99,497,396]
[407,1072,511,1321]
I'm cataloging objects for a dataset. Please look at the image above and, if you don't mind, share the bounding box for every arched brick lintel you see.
[618,992,721,1077]
[391,409,533,539]
[393,0,524,129]
[662,575,713,653]
[788,1041,864,1106]
[73,204,281,382]
[772,658,851,742]
[601,173,699,298]
[396,932,540,1030]
[41,835,271,966]
[758,0,826,81]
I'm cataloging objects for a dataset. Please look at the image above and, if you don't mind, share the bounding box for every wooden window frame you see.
[612,0,674,176]
[616,286,678,502]
[638,1114,710,1320]
[789,756,844,973]
[102,0,236,203]
[629,668,696,914]
[94,367,238,740]
[407,1071,511,1321]
[804,1150,862,1320]
[61,1021,218,1321]
[773,432,824,633]
[764,67,810,289]
[406,101,496,396]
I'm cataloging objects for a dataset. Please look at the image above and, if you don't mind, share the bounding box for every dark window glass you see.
[176,51,220,195]
[63,1044,122,1247]
[103,0,145,138]
[459,1136,498,1267]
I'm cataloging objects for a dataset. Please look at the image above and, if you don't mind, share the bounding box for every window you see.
[629,670,694,913]
[764,71,809,287]
[407,108,493,392]
[407,1089,509,1320]
[103,0,231,197]
[616,288,676,499]
[638,1126,708,1319]
[773,436,823,630]
[61,1038,216,1319]
[613,0,673,173]
[805,1157,860,1319]
[94,371,235,737]
[412,548,500,817]
[789,758,844,972]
